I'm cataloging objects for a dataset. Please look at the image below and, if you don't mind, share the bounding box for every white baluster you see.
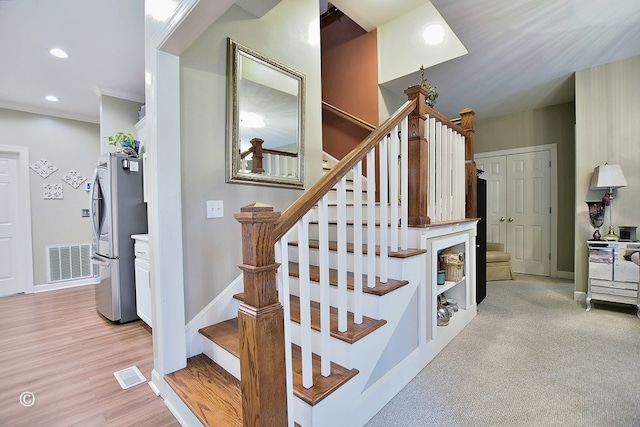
[379,136,388,283]
[276,237,295,427]
[444,126,450,221]
[366,149,376,288]
[353,162,363,324]
[337,177,348,332]
[400,117,408,250]
[265,153,271,176]
[297,215,313,388]
[458,132,465,219]
[428,116,436,221]
[317,195,331,376]
[390,125,399,253]
[435,121,443,222]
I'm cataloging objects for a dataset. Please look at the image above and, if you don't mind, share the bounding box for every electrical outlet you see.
[206,200,224,218]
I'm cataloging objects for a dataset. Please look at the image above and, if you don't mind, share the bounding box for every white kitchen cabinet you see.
[132,234,152,327]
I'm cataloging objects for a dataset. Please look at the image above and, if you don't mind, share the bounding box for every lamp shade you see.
[590,164,627,190]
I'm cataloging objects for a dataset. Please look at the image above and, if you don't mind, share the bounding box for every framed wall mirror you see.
[226,38,305,188]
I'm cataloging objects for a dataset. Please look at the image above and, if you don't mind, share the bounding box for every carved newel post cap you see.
[240,202,274,212]
[234,202,281,222]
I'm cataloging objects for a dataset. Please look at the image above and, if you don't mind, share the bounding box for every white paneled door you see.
[0,152,27,295]
[506,151,550,275]
[477,150,551,276]
[477,156,507,244]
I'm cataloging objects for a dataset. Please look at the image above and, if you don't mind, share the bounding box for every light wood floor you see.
[0,285,180,426]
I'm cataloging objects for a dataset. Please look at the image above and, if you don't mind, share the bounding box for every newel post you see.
[234,203,287,426]
[460,108,477,219]
[250,138,265,174]
[404,85,431,226]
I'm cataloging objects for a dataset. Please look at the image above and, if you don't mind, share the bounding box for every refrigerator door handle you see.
[89,169,100,243]
[91,256,109,267]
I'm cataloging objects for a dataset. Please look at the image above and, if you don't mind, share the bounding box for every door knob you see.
[500,217,506,222]
[508,217,514,222]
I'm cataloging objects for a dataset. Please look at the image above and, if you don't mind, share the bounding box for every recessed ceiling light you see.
[240,111,265,128]
[422,24,445,46]
[49,48,69,59]
[45,95,60,102]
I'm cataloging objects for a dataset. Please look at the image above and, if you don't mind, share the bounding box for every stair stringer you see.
[291,254,423,426]
[294,246,477,426]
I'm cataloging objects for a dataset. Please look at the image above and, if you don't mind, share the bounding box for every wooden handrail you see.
[240,148,254,159]
[424,104,470,138]
[262,147,298,158]
[241,147,298,159]
[322,101,376,131]
[273,98,417,241]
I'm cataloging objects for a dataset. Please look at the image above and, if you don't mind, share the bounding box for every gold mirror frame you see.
[226,38,305,188]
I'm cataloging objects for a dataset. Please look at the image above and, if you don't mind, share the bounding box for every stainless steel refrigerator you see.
[90,153,147,323]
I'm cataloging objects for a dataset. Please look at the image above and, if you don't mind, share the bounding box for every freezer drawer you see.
[92,256,120,322]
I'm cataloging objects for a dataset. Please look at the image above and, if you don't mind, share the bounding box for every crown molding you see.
[0,100,98,123]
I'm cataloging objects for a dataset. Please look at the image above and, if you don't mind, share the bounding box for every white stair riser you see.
[289,322,357,369]
[202,340,241,380]
[287,276,381,319]
[308,204,399,223]
[326,188,369,204]
[287,246,405,279]
[307,222,398,246]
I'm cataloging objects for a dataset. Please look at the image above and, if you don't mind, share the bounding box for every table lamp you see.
[590,163,627,241]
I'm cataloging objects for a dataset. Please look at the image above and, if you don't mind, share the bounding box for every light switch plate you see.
[206,200,224,218]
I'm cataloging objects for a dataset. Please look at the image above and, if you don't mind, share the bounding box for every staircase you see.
[164,86,479,426]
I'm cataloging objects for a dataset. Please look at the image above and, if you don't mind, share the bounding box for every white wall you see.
[574,55,640,294]
[179,0,323,320]
[377,2,466,85]
[0,108,100,286]
[99,95,143,153]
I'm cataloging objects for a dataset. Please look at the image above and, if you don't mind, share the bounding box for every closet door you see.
[476,156,507,245]
[506,151,550,276]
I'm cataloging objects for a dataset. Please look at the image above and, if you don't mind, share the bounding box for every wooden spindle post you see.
[460,108,477,219]
[404,85,431,226]
[234,203,287,426]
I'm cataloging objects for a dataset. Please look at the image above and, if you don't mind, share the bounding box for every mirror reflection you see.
[227,38,305,187]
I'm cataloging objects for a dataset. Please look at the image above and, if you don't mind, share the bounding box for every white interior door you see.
[476,156,507,244]
[0,152,27,295]
[477,149,552,276]
[506,151,550,275]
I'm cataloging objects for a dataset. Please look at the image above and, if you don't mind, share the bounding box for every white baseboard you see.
[574,291,586,302]
[34,277,98,293]
[556,270,574,280]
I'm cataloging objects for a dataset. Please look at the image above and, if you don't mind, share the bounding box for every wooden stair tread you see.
[291,343,359,406]
[288,261,410,296]
[233,293,387,344]
[199,318,240,358]
[165,354,242,427]
[289,239,426,259]
[198,319,359,406]
[308,219,394,226]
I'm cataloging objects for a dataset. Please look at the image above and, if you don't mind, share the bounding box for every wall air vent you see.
[47,244,96,283]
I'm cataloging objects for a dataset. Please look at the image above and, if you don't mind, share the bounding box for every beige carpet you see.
[366,274,640,427]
